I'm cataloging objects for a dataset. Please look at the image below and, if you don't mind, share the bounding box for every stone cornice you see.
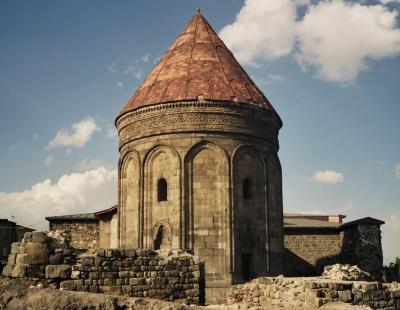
[116,101,281,150]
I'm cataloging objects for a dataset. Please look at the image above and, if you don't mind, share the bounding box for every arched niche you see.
[184,141,230,277]
[119,150,140,249]
[232,145,267,281]
[143,145,181,249]
[266,151,284,275]
[152,220,172,250]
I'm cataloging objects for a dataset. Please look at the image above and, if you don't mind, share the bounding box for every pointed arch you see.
[232,144,267,280]
[266,151,284,275]
[119,150,141,249]
[143,145,181,249]
[184,141,230,277]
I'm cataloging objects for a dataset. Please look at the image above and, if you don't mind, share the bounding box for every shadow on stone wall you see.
[284,249,347,277]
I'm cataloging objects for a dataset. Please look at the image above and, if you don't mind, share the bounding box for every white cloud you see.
[312,170,344,184]
[395,163,400,178]
[107,54,151,80]
[44,155,55,167]
[254,73,286,84]
[47,117,101,149]
[140,53,151,63]
[0,167,117,230]
[220,0,400,82]
[381,0,400,4]
[220,0,297,66]
[297,1,400,82]
[106,127,118,139]
[33,133,39,141]
[116,81,123,88]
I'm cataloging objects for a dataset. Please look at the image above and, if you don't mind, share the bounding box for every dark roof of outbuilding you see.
[46,206,118,222]
[45,213,97,221]
[284,216,385,230]
[284,218,340,230]
[340,217,385,229]
[119,9,280,119]
[95,205,117,218]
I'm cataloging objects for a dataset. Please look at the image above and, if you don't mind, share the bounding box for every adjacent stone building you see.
[46,206,118,249]
[284,214,384,278]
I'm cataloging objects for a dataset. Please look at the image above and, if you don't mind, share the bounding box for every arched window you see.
[157,178,168,202]
[243,178,252,200]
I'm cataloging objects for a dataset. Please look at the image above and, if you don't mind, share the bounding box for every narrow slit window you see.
[243,178,253,200]
[157,178,168,202]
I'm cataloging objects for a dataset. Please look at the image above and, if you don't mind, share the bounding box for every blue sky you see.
[0,0,399,263]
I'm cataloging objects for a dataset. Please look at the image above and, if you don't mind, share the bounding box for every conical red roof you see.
[120,10,276,115]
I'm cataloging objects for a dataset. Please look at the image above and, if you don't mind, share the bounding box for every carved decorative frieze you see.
[116,101,280,149]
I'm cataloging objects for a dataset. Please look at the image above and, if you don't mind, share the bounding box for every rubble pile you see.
[323,264,373,281]
[229,277,400,309]
[2,231,75,281]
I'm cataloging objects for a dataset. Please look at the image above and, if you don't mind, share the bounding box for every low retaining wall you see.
[2,232,204,304]
[228,277,400,309]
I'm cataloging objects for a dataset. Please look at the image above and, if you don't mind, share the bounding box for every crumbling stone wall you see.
[61,249,203,304]
[3,231,76,279]
[49,220,99,249]
[2,232,204,305]
[228,276,400,309]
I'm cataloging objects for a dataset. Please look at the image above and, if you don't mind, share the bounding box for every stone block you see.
[90,285,99,293]
[125,249,136,257]
[24,232,33,242]
[60,280,77,291]
[11,264,28,277]
[46,265,71,279]
[49,253,64,265]
[105,249,113,257]
[7,254,17,264]
[82,256,94,267]
[25,242,47,255]
[32,231,48,243]
[16,251,47,265]
[71,270,80,279]
[2,264,15,277]
[353,290,363,302]
[338,290,352,303]
[96,248,105,257]
[10,242,23,254]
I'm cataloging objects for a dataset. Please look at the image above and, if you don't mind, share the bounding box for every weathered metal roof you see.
[119,9,279,117]
[284,218,340,230]
[45,213,97,221]
[284,216,385,230]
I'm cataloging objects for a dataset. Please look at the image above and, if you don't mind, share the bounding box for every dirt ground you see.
[0,276,371,310]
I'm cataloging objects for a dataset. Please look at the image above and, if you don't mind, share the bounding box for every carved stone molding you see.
[116,100,280,149]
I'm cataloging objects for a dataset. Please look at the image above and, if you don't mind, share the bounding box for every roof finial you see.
[196,8,201,14]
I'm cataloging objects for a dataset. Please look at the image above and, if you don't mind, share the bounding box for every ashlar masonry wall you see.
[283,220,384,278]
[284,230,342,276]
[61,249,204,304]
